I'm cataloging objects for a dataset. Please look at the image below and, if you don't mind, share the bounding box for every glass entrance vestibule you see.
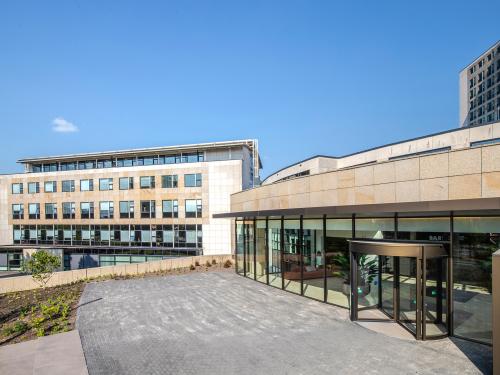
[235,213,498,345]
[349,240,449,340]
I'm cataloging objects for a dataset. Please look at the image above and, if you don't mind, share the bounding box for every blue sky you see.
[0,1,499,178]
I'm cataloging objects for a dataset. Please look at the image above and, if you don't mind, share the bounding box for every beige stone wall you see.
[0,254,234,294]
[0,160,243,254]
[231,143,500,212]
[262,121,500,186]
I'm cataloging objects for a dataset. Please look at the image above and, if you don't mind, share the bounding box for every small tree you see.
[23,250,61,288]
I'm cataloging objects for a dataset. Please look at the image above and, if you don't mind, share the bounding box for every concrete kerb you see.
[0,255,234,294]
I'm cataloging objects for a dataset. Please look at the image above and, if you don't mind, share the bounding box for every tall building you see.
[459,40,500,127]
[0,140,261,271]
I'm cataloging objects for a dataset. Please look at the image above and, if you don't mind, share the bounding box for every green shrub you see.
[190,264,195,271]
[205,260,212,267]
[223,260,233,268]
[212,259,217,265]
[195,260,200,267]
[2,321,28,336]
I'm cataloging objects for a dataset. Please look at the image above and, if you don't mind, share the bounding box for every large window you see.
[156,225,174,247]
[62,180,75,192]
[28,182,39,194]
[99,201,114,219]
[119,201,134,219]
[161,175,178,188]
[99,178,113,191]
[302,218,325,301]
[255,220,266,283]
[162,200,178,218]
[12,204,24,219]
[453,216,498,345]
[119,177,133,190]
[185,199,202,218]
[140,200,156,219]
[94,225,111,245]
[236,220,244,275]
[45,203,57,219]
[62,202,76,219]
[398,216,450,242]
[97,160,113,169]
[28,203,40,219]
[116,158,135,167]
[140,176,155,189]
[268,219,282,288]
[80,179,94,192]
[355,217,394,240]
[43,164,57,172]
[325,218,352,308]
[184,173,202,187]
[283,219,300,294]
[80,202,94,219]
[12,183,23,194]
[44,181,57,193]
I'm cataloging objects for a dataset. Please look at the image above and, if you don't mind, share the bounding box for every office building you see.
[460,40,500,127]
[0,140,260,270]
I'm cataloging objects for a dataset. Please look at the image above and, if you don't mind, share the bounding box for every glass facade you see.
[29,151,205,173]
[235,213,496,345]
[453,216,498,345]
[12,224,202,250]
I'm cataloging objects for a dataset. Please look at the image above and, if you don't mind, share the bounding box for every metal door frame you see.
[349,240,448,340]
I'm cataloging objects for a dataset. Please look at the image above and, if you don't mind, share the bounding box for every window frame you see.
[119,201,135,219]
[185,199,202,218]
[119,177,134,190]
[12,204,24,219]
[44,181,57,193]
[99,178,113,191]
[184,173,202,187]
[99,201,114,219]
[45,203,58,219]
[161,175,178,188]
[11,183,23,194]
[62,180,75,193]
[28,182,40,194]
[162,200,178,218]
[139,176,155,189]
[62,202,76,219]
[80,202,94,219]
[80,179,94,192]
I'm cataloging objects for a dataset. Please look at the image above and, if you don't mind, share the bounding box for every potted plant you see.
[333,252,378,297]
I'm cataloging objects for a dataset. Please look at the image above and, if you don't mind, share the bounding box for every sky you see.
[0,1,499,179]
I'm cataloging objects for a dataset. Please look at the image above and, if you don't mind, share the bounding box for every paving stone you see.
[77,272,492,375]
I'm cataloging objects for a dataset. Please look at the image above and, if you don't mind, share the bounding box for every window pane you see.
[326,218,352,308]
[255,220,266,283]
[302,218,324,301]
[453,217,496,344]
[355,218,394,239]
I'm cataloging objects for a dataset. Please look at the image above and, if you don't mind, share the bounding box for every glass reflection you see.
[255,220,266,283]
[283,220,300,294]
[302,219,324,301]
[325,219,352,307]
[268,220,282,288]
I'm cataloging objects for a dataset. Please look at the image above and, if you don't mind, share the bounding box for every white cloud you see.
[52,117,79,133]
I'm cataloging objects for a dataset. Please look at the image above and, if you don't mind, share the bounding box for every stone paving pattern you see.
[77,272,492,375]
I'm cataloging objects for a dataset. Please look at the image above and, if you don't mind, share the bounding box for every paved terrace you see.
[77,272,492,375]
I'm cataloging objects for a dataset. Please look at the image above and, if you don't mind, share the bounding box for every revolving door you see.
[349,240,449,340]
